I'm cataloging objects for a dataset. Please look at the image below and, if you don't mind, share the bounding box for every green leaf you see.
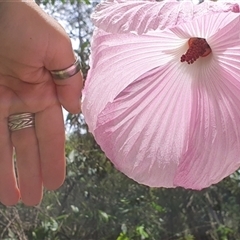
[151,202,166,213]
[98,210,109,222]
[56,214,69,220]
[116,233,130,240]
[136,226,149,239]
[83,0,91,5]
[50,218,58,231]
[71,205,79,213]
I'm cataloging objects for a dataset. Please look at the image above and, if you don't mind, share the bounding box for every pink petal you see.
[82,29,185,132]
[174,67,240,189]
[171,10,240,39]
[83,11,240,189]
[174,12,240,189]
[94,63,192,187]
[92,0,239,34]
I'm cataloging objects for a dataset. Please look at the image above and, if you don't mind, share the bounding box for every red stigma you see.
[181,38,211,64]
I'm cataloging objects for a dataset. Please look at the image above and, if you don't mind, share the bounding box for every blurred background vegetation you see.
[1,0,240,239]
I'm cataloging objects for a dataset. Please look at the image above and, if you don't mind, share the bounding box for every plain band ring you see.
[8,113,35,132]
[50,55,81,80]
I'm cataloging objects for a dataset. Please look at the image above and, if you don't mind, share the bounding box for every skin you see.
[0,1,83,206]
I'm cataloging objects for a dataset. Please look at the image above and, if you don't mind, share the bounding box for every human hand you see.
[0,1,83,206]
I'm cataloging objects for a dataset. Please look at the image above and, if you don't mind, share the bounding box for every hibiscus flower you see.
[82,0,240,190]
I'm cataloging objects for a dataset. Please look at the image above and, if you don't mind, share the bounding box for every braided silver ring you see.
[50,55,81,80]
[8,113,35,132]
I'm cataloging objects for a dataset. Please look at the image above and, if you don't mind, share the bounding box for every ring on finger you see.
[50,54,81,80]
[8,113,35,132]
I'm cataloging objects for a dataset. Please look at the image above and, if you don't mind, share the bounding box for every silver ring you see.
[8,113,35,132]
[50,55,81,80]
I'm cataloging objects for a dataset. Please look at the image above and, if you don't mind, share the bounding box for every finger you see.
[11,127,43,206]
[0,119,20,206]
[44,34,83,114]
[35,103,65,190]
[53,71,83,114]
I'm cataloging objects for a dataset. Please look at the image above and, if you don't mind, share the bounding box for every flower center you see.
[180,38,211,64]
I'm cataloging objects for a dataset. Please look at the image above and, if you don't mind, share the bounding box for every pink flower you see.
[82,0,240,190]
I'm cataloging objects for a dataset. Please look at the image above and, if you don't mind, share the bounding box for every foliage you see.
[1,130,240,239]
[1,1,240,240]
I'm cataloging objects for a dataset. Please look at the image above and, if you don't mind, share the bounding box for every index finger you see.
[52,60,83,114]
[44,22,83,114]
